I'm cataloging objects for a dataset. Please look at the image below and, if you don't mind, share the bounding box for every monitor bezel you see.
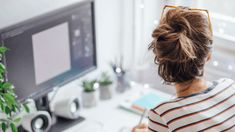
[0,0,97,101]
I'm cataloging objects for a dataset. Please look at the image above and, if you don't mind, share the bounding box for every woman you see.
[132,6,235,132]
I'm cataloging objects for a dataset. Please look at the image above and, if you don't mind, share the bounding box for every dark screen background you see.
[1,1,96,100]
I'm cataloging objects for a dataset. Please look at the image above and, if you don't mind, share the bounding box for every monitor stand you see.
[35,95,51,113]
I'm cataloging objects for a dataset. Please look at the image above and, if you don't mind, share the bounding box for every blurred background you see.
[1,0,235,93]
[1,0,235,131]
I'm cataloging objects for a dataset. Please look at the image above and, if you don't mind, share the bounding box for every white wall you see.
[0,0,83,28]
[133,0,164,67]
[94,0,121,70]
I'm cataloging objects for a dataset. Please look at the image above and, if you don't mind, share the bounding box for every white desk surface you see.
[64,83,172,132]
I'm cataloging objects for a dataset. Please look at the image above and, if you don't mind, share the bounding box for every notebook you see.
[131,93,167,112]
[120,91,170,114]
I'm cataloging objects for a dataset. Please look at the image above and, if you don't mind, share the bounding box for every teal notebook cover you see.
[132,93,166,109]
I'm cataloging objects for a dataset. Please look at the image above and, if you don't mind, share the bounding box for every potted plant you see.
[98,72,113,100]
[0,46,29,132]
[81,80,99,108]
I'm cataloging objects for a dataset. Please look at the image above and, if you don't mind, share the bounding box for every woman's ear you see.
[206,53,212,62]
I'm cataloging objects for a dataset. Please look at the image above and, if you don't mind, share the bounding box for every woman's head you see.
[149,7,213,84]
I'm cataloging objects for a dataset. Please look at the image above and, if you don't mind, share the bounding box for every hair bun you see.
[149,8,213,83]
[177,32,196,61]
[151,9,197,63]
[169,14,192,33]
[151,28,196,63]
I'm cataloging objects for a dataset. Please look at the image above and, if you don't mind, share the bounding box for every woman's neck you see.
[175,78,208,97]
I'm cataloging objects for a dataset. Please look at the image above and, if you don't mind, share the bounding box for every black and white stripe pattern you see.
[148,78,235,132]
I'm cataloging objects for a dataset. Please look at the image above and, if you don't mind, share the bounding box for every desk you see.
[64,83,172,132]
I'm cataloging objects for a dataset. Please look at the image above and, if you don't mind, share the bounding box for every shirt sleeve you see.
[148,109,169,132]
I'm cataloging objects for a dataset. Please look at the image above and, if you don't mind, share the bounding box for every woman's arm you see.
[132,109,169,132]
[132,123,148,132]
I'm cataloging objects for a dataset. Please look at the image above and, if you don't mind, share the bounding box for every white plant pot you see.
[82,90,99,108]
[99,85,113,100]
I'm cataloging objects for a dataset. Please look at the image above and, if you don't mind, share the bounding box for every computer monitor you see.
[0,0,97,101]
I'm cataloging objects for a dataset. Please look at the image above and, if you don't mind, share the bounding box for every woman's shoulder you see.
[152,78,235,115]
[213,78,235,92]
[150,97,183,116]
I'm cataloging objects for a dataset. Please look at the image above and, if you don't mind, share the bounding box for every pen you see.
[138,108,147,125]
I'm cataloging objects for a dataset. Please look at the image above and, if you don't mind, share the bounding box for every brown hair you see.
[149,8,213,83]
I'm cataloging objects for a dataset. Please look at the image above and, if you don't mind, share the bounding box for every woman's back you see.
[132,6,235,132]
[148,78,235,132]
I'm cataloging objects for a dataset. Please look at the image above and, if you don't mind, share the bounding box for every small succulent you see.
[82,80,97,92]
[98,72,113,86]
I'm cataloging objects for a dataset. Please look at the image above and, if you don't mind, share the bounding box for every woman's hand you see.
[131,123,148,132]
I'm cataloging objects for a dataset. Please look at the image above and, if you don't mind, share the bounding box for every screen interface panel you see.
[1,2,96,100]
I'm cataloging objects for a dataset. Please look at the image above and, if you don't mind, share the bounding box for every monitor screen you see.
[0,1,97,100]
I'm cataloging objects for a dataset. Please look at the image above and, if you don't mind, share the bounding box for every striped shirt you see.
[148,78,235,132]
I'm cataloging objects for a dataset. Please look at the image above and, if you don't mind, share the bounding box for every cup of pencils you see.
[110,56,130,93]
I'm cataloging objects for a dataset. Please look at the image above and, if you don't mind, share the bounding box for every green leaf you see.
[13,117,21,124]
[10,123,17,132]
[0,74,3,80]
[23,103,30,113]
[12,105,17,112]
[1,122,6,132]
[0,102,5,112]
[4,93,15,107]
[2,83,14,89]
[4,106,11,115]
[0,47,8,54]
[14,103,21,111]
[0,63,5,72]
